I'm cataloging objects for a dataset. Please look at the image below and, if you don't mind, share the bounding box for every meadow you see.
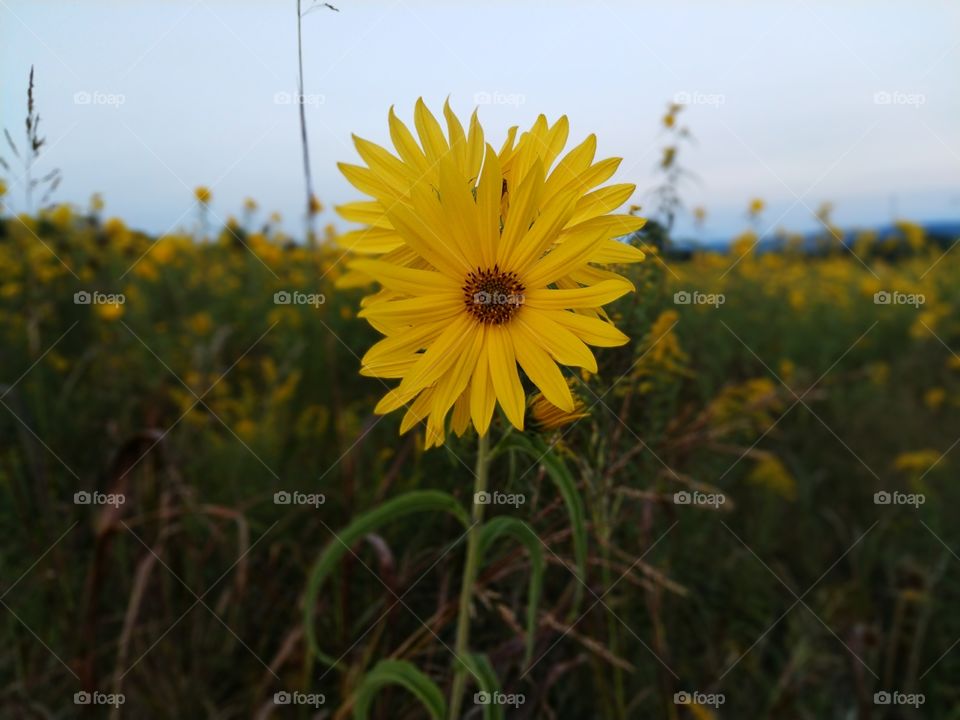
[2,194,959,718]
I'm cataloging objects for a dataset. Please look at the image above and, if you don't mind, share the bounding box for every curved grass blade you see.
[496,433,588,611]
[353,659,446,720]
[462,653,504,720]
[478,516,543,665]
[304,490,469,665]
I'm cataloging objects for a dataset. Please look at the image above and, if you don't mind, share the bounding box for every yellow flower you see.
[235,418,257,442]
[90,193,105,213]
[243,197,258,212]
[529,381,590,430]
[308,194,323,215]
[893,449,943,476]
[866,362,889,386]
[660,146,676,169]
[189,312,214,336]
[194,186,212,205]
[748,198,765,217]
[778,358,796,385]
[335,99,645,292]
[94,301,124,321]
[103,217,131,245]
[747,455,797,501]
[348,103,644,447]
[50,204,73,229]
[924,387,946,410]
[133,259,158,281]
[0,178,7,197]
[730,230,757,259]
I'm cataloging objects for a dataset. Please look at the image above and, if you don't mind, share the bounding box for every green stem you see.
[448,430,490,720]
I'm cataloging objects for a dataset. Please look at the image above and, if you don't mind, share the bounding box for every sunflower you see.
[529,379,590,431]
[343,102,644,447]
[335,99,645,295]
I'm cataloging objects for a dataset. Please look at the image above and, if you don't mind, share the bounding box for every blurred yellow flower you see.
[194,186,212,205]
[235,418,257,442]
[747,455,797,501]
[893,449,943,476]
[660,146,676,169]
[50,204,73,229]
[866,362,889,386]
[188,312,214,336]
[924,387,946,410]
[94,301,124,321]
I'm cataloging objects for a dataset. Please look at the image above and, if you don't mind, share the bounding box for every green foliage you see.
[353,659,446,720]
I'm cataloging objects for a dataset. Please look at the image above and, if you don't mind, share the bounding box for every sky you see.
[1,0,957,241]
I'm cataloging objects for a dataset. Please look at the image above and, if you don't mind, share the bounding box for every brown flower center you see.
[462,266,525,325]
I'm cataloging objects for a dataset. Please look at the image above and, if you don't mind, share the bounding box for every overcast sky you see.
[1,0,957,240]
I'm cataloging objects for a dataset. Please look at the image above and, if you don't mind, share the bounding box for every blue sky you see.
[1,0,957,240]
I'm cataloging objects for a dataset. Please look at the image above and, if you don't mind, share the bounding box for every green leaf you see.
[353,659,446,720]
[462,653,504,720]
[304,490,469,665]
[496,434,588,611]
[478,517,543,665]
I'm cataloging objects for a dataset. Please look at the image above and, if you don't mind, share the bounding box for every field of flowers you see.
[2,189,959,718]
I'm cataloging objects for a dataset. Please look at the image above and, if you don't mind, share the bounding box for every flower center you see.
[462,265,525,325]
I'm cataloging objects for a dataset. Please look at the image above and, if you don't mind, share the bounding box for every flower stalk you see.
[448,430,490,720]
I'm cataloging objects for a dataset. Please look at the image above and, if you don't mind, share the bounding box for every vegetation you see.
[1,194,958,717]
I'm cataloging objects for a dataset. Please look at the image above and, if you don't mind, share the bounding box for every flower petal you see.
[350,260,460,295]
[511,325,575,412]
[524,279,633,310]
[414,97,449,166]
[516,309,598,371]
[487,325,525,430]
[470,340,497,435]
[542,310,630,347]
